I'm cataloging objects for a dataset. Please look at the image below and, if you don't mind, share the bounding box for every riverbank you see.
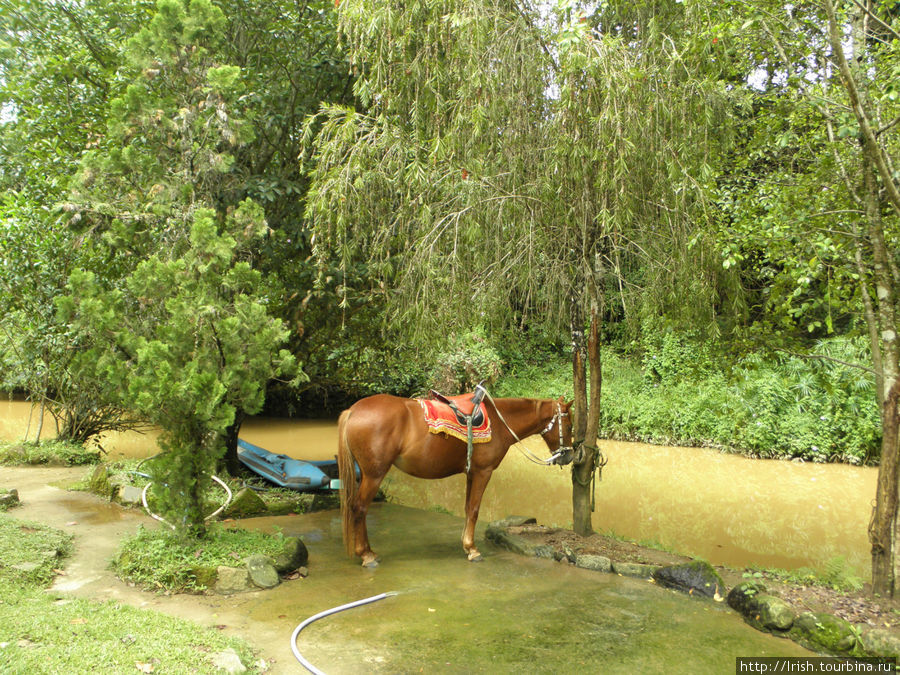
[488,518,900,657]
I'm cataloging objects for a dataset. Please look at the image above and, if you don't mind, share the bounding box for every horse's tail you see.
[337,409,357,557]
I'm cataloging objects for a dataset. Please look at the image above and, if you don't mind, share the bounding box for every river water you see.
[2,398,875,578]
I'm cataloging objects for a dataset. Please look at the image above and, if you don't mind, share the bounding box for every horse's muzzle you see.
[548,447,575,466]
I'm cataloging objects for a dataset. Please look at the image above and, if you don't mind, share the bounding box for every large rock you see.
[223,488,268,518]
[653,561,725,599]
[791,612,860,654]
[490,516,537,528]
[273,536,308,573]
[215,566,253,594]
[245,555,280,590]
[729,586,794,633]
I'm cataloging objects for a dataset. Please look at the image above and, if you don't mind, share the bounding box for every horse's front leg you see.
[462,469,493,562]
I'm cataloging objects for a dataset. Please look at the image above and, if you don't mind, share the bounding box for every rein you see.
[482,389,573,466]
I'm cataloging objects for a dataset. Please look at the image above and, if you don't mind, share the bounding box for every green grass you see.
[0,513,262,673]
[113,524,289,593]
[0,440,100,467]
[743,556,865,593]
[0,514,74,586]
[0,586,259,674]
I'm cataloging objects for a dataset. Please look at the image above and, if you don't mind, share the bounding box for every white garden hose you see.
[290,592,397,674]
[141,474,233,530]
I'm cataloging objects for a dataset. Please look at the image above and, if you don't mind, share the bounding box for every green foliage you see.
[0,440,100,467]
[113,523,287,593]
[0,514,73,587]
[428,328,503,393]
[503,336,880,464]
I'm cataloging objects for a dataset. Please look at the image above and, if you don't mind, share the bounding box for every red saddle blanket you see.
[417,398,492,444]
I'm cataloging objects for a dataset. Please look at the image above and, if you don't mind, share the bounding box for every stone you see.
[740,594,795,632]
[653,561,725,599]
[0,488,19,509]
[611,561,658,579]
[223,488,268,518]
[489,516,537,529]
[485,526,538,556]
[727,581,767,614]
[89,465,111,498]
[273,536,309,573]
[215,566,253,594]
[574,554,612,572]
[190,566,219,589]
[245,555,280,590]
[860,627,900,658]
[117,485,145,505]
[791,612,859,654]
[533,545,556,559]
[210,648,247,674]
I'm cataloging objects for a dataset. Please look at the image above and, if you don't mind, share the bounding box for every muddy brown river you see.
[2,398,875,579]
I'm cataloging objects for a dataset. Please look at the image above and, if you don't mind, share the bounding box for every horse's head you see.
[540,397,574,463]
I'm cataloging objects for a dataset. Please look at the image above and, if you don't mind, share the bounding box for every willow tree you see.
[306,0,730,535]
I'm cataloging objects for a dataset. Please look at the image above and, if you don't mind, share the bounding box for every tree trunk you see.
[873,380,900,596]
[570,287,591,536]
[222,410,245,477]
[572,304,601,536]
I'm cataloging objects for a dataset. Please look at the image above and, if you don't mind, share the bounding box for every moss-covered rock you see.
[273,536,308,573]
[0,488,19,510]
[860,627,900,659]
[727,581,767,614]
[653,561,725,599]
[612,561,658,578]
[89,464,113,498]
[223,488,268,518]
[790,612,862,655]
[190,565,219,589]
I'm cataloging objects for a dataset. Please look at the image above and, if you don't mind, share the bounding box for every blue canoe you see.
[237,438,342,491]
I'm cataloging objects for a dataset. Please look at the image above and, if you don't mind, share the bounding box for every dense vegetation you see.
[2,0,899,592]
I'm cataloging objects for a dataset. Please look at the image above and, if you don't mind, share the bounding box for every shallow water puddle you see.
[234,504,812,673]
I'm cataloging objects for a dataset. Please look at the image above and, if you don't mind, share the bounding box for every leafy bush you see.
[0,440,100,466]
[428,327,503,393]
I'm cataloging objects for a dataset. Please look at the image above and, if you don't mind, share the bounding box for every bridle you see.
[541,402,575,466]
[483,388,574,466]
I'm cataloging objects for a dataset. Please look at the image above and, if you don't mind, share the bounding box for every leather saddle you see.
[429,384,487,427]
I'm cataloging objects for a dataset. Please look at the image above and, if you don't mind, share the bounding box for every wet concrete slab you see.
[2,466,813,673]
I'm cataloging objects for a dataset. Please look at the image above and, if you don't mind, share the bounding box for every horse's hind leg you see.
[462,469,492,562]
[352,473,385,568]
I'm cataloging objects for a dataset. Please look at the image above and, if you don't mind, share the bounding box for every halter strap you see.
[482,390,570,466]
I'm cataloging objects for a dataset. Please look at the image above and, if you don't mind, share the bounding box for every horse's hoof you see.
[467,552,484,563]
[362,559,379,568]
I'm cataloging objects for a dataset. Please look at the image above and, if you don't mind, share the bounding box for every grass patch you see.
[0,585,260,674]
[113,524,289,593]
[0,513,261,673]
[743,556,865,593]
[0,514,73,586]
[0,440,100,467]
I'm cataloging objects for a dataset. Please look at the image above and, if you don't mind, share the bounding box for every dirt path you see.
[6,466,300,673]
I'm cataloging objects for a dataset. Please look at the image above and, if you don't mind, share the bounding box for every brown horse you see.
[337,393,573,567]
